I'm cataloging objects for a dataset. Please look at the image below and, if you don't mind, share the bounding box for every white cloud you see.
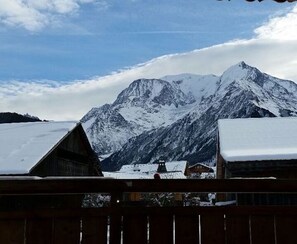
[1,4,297,120]
[0,0,98,31]
[254,5,297,40]
[0,0,48,31]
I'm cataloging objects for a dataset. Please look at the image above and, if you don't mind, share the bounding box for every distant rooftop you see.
[120,161,188,174]
[0,121,78,174]
[104,161,188,179]
[218,117,297,162]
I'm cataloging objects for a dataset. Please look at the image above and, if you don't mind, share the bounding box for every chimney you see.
[157,159,167,173]
[133,163,140,172]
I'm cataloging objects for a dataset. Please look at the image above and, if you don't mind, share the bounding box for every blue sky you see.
[1,1,297,120]
[0,0,293,82]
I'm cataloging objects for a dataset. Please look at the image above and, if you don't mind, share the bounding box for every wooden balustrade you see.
[0,178,297,243]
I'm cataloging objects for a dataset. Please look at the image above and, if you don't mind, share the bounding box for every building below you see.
[188,163,215,179]
[217,117,297,205]
[103,160,188,179]
[0,121,102,176]
[0,121,102,209]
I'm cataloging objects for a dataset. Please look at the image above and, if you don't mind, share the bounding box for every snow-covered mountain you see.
[81,62,297,170]
[81,78,197,156]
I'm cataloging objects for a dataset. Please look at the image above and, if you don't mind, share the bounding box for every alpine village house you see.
[0,121,102,177]
[0,121,102,209]
[217,117,297,204]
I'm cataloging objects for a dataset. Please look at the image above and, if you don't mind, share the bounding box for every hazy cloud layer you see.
[0,0,99,31]
[1,5,297,120]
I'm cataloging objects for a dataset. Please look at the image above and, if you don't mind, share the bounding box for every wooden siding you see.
[217,154,297,204]
[226,159,297,179]
[216,136,225,180]
[189,163,213,174]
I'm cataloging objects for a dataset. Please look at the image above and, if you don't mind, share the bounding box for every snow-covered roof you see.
[218,117,297,162]
[166,161,188,172]
[103,171,186,179]
[0,121,78,174]
[158,171,186,179]
[104,161,188,179]
[119,161,188,174]
[103,171,151,179]
[189,162,213,169]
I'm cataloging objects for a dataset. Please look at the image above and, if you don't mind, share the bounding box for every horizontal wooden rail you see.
[0,177,297,195]
[2,205,297,219]
[4,205,297,221]
[0,178,297,243]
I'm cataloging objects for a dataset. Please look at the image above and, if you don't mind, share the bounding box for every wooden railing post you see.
[110,191,123,244]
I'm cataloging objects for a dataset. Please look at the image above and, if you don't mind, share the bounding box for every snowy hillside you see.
[81,62,297,170]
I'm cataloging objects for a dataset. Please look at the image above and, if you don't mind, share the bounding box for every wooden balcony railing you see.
[0,177,297,244]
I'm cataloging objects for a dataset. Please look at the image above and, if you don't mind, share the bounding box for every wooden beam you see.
[0,178,296,195]
[56,148,90,164]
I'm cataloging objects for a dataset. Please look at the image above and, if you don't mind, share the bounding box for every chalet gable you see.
[0,121,101,176]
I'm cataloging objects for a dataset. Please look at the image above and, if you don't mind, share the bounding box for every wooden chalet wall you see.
[225,160,297,179]
[216,135,226,180]
[189,163,214,175]
[217,135,297,204]
[30,124,102,177]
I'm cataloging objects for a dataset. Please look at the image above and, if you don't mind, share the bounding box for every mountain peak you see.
[113,78,169,105]
[224,61,252,73]
[220,61,258,86]
[237,61,248,68]
[113,78,194,108]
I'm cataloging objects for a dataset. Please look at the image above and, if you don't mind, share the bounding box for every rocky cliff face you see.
[81,62,297,170]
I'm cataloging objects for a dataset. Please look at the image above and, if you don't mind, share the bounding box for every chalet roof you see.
[158,171,186,179]
[104,161,188,179]
[103,171,151,179]
[103,171,186,179]
[189,162,213,170]
[218,117,297,162]
[0,121,78,174]
[119,161,188,174]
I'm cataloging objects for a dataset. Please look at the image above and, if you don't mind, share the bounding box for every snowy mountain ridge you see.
[81,62,297,170]
[81,77,199,155]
